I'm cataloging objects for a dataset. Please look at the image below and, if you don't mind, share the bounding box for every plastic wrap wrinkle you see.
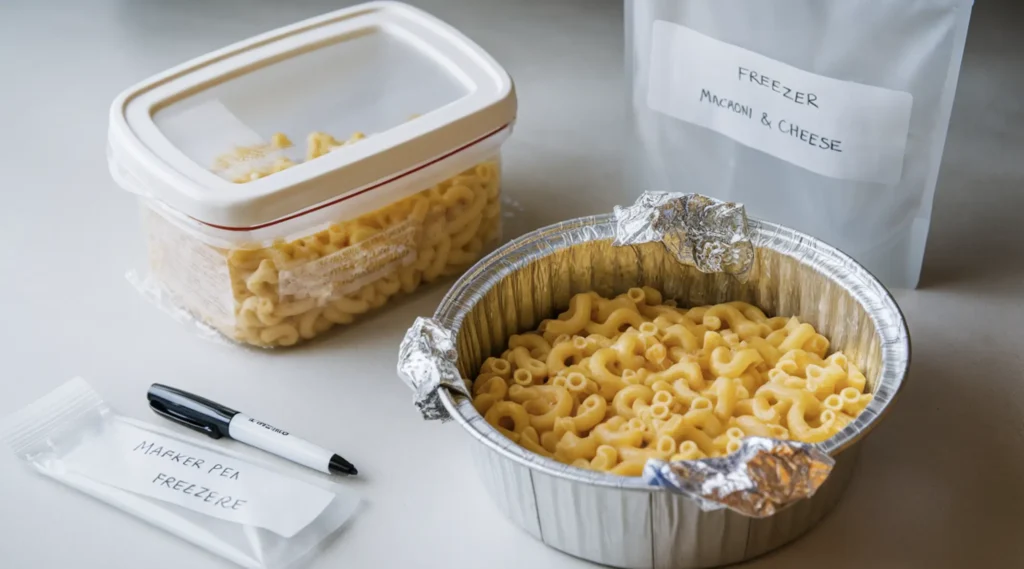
[613,193,754,278]
[398,317,469,421]
[125,270,232,346]
[643,437,834,518]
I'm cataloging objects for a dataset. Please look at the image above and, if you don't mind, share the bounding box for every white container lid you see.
[108,1,516,229]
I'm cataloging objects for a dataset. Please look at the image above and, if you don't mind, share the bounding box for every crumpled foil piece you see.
[397,317,470,421]
[613,192,754,278]
[642,437,834,518]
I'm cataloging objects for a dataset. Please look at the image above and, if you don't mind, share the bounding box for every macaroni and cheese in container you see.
[107,2,516,347]
[399,193,909,569]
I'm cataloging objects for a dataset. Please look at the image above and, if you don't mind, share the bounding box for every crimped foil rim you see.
[435,214,910,491]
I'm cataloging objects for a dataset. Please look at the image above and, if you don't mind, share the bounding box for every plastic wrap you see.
[138,155,503,347]
[1,379,360,569]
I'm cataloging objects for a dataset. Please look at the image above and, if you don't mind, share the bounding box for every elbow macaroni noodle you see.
[145,129,502,347]
[472,289,872,476]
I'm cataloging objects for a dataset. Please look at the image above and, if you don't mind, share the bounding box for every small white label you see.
[646,21,913,185]
[146,210,235,329]
[279,220,418,300]
[63,421,334,538]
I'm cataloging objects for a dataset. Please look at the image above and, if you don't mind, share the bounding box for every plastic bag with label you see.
[1,378,360,569]
[626,0,973,288]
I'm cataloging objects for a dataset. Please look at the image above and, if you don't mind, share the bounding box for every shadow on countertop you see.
[919,0,1024,293]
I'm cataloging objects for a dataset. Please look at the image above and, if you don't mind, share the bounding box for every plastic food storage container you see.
[107,1,517,347]
[399,197,910,568]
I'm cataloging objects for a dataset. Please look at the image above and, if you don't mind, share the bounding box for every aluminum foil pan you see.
[402,195,909,568]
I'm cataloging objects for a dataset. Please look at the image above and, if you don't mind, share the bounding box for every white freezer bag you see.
[627,0,973,288]
[1,378,360,569]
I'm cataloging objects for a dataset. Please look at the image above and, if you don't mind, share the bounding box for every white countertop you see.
[1,0,1022,567]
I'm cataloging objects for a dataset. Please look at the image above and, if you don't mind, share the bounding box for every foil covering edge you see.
[642,437,835,518]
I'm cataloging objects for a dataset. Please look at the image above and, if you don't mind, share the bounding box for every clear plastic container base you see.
[143,155,502,347]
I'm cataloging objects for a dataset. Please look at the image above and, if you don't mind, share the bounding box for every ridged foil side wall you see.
[438,215,908,568]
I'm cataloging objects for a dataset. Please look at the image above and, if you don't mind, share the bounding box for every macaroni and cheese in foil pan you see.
[400,193,909,568]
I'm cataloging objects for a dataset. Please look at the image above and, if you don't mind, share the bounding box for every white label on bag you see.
[63,421,335,538]
[278,220,419,300]
[646,21,913,185]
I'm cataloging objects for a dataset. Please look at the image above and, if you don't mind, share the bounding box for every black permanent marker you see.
[147,384,357,476]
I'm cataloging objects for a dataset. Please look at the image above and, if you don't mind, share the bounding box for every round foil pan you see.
[433,214,909,569]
